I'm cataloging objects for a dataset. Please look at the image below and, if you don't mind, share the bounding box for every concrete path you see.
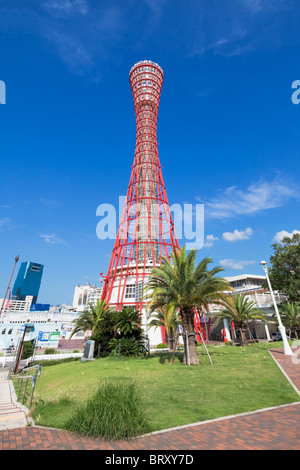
[0,370,29,431]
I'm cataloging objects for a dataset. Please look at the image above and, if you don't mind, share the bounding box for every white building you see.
[224,274,266,292]
[72,282,102,311]
[209,274,286,342]
[0,305,80,350]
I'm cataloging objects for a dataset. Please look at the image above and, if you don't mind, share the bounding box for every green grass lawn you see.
[31,342,300,433]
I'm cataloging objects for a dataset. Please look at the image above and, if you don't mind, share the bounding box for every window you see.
[31,265,41,272]
[125,285,135,299]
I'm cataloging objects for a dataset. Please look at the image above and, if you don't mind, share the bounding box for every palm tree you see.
[278,302,300,339]
[69,299,113,339]
[114,307,143,339]
[110,307,147,357]
[213,293,268,345]
[148,305,181,352]
[145,246,231,365]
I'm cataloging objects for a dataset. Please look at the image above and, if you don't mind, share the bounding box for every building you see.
[209,274,286,342]
[100,60,180,346]
[0,302,80,351]
[73,282,102,311]
[12,261,43,304]
[225,274,266,292]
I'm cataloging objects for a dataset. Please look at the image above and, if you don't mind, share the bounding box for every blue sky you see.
[0,0,300,305]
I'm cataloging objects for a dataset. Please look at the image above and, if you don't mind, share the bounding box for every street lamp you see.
[260,260,293,356]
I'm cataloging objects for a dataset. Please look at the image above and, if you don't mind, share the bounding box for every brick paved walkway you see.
[0,347,299,450]
[269,347,300,393]
[0,402,299,450]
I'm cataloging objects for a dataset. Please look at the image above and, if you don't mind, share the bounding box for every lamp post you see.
[260,260,293,356]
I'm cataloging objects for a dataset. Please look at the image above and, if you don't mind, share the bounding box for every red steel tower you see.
[101,60,179,328]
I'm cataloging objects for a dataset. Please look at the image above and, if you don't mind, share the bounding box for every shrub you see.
[156,343,168,349]
[21,341,34,359]
[65,381,150,440]
[110,337,146,357]
[33,357,80,367]
[44,348,57,355]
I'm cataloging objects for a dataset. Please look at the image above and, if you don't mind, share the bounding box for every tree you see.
[70,303,147,358]
[90,308,118,357]
[146,246,230,365]
[148,305,181,352]
[69,299,114,339]
[110,307,147,357]
[277,302,300,339]
[114,307,143,339]
[268,233,300,302]
[213,293,268,346]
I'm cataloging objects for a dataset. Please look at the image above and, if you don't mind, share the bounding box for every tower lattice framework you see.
[100,60,179,312]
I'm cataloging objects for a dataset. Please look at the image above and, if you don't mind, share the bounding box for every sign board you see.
[38,331,50,342]
[21,324,35,341]
[30,303,50,312]
[49,332,60,342]
[81,340,95,361]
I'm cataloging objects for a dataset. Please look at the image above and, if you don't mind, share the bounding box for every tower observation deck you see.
[100,60,179,315]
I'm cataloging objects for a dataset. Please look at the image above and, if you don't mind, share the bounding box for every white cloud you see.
[223,227,254,242]
[0,217,11,231]
[40,197,60,208]
[189,0,294,58]
[220,259,257,270]
[203,234,219,248]
[44,0,88,18]
[273,229,300,243]
[202,178,299,220]
[40,233,69,246]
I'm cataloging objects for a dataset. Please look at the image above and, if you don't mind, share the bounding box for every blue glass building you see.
[12,261,44,303]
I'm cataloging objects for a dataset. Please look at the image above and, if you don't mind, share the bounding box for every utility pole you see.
[0,255,19,316]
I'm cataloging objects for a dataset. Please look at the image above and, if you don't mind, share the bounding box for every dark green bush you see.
[21,341,34,359]
[110,337,147,357]
[44,348,57,355]
[33,357,80,367]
